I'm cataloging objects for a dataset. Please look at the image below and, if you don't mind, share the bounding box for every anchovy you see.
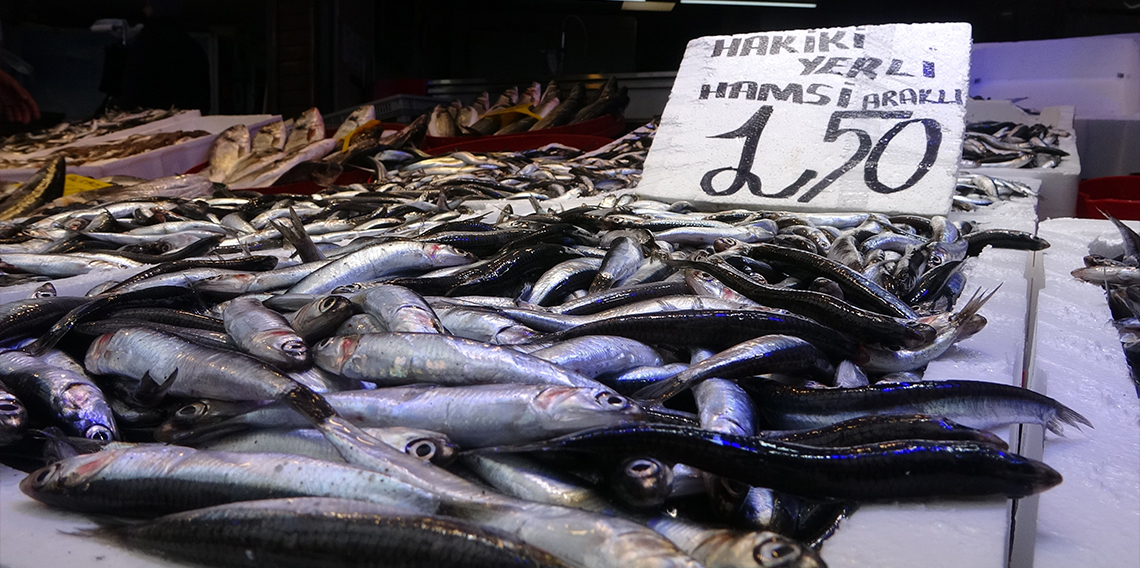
[487,423,1061,500]
[531,335,662,379]
[0,349,117,440]
[590,236,644,293]
[670,258,935,348]
[648,516,824,568]
[762,414,1008,448]
[435,304,538,345]
[223,296,311,371]
[635,335,836,402]
[84,327,305,402]
[527,257,603,306]
[158,384,644,449]
[197,426,456,466]
[77,497,572,568]
[289,295,355,343]
[20,445,439,516]
[552,309,862,361]
[0,382,28,445]
[746,243,917,318]
[288,241,475,295]
[551,280,690,315]
[315,333,603,389]
[462,453,616,514]
[964,229,1050,256]
[198,260,333,296]
[748,379,1092,435]
[353,285,444,334]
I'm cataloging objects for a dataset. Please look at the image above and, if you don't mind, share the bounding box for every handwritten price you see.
[700,107,942,202]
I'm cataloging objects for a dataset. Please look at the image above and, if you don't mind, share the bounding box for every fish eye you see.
[177,402,207,417]
[319,296,340,311]
[595,391,629,409]
[754,538,802,567]
[85,425,114,442]
[0,402,20,412]
[407,439,437,461]
[34,463,60,485]
[625,459,658,477]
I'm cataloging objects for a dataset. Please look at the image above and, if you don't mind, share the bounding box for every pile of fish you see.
[427,77,630,138]
[0,145,1086,567]
[953,173,1037,211]
[0,108,183,156]
[960,121,1070,169]
[0,129,211,170]
[1071,213,1140,394]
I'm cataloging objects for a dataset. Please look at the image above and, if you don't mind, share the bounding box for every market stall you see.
[0,11,1137,568]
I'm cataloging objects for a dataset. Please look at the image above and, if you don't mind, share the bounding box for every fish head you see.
[313,334,361,374]
[277,336,312,370]
[538,387,646,429]
[60,384,118,442]
[155,399,264,443]
[427,243,478,266]
[698,530,825,568]
[0,392,27,440]
[19,448,122,504]
[993,450,1063,497]
[611,457,673,509]
[318,295,352,315]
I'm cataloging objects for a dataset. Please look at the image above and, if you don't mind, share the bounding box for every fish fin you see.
[133,370,178,407]
[1047,404,1094,436]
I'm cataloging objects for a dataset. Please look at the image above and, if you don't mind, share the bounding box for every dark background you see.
[1,0,1136,121]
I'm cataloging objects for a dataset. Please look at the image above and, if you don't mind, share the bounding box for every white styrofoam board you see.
[823,243,1033,568]
[961,102,1081,220]
[1029,218,1140,568]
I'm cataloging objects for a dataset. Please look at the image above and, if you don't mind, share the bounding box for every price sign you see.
[637,23,971,216]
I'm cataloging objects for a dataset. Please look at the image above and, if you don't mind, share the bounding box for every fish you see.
[223,296,311,371]
[747,379,1092,436]
[0,156,66,221]
[159,383,644,449]
[20,445,439,516]
[203,124,251,183]
[0,382,28,445]
[482,423,1062,500]
[74,497,572,568]
[0,349,118,440]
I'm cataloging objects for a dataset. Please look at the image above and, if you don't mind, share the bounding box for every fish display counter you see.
[0,119,1123,568]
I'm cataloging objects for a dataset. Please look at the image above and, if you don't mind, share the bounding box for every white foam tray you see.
[1029,219,1140,568]
[0,114,280,183]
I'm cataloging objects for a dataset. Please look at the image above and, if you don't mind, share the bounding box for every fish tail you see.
[953,284,1001,322]
[1046,403,1094,436]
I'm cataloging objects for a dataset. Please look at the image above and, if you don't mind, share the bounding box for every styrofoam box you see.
[0,113,280,182]
[961,100,1081,220]
[970,34,1140,122]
